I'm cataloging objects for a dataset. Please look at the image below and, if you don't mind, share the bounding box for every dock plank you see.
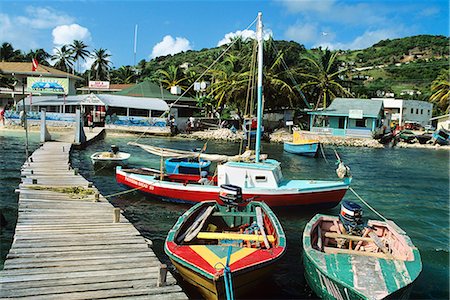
[0,141,187,299]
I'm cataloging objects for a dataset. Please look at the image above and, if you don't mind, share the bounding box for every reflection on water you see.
[1,132,448,299]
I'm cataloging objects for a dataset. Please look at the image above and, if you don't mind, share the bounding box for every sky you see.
[1,0,449,70]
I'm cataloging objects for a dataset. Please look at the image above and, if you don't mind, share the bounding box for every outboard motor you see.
[219,184,243,206]
[339,201,365,235]
[111,145,119,154]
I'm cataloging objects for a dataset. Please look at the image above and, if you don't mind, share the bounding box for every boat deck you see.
[0,141,187,299]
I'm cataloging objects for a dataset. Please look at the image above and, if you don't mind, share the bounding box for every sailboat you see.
[116,12,352,207]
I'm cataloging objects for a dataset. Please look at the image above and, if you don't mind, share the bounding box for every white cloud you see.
[17,7,75,29]
[0,6,79,51]
[284,23,318,43]
[151,35,192,58]
[52,24,91,46]
[314,29,403,50]
[217,29,273,47]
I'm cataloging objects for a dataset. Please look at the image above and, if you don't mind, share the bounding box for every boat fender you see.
[336,162,351,179]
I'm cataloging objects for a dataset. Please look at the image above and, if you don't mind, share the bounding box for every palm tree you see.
[0,42,23,61]
[430,69,450,113]
[51,45,74,73]
[157,65,187,90]
[297,49,353,109]
[25,49,51,66]
[208,54,251,109]
[111,66,137,84]
[90,48,112,81]
[69,40,91,73]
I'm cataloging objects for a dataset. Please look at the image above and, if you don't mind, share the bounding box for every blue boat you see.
[283,141,319,157]
[165,157,211,175]
[432,128,450,145]
[283,131,320,157]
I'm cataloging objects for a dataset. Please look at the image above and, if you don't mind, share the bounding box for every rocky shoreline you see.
[178,128,449,150]
[2,125,448,150]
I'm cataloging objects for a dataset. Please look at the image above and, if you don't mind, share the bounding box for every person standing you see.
[0,106,5,126]
[19,110,25,127]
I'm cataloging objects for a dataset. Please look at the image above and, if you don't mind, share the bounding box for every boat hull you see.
[283,141,319,157]
[116,168,350,207]
[303,215,422,300]
[164,201,286,300]
[169,253,277,300]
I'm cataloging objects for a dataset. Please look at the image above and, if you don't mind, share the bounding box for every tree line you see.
[1,35,448,115]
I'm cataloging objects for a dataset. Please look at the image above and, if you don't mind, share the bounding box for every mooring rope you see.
[349,187,387,221]
[103,186,144,199]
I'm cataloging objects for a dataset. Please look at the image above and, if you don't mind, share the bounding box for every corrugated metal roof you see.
[308,98,384,117]
[19,94,169,111]
[0,62,83,80]
[115,80,196,102]
[97,94,168,111]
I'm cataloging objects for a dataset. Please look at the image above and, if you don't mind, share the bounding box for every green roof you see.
[308,98,384,118]
[114,80,196,102]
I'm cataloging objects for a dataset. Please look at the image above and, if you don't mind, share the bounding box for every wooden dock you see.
[0,142,187,299]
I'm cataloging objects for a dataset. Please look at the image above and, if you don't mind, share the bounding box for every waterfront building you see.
[372,98,433,127]
[430,114,450,131]
[0,62,82,108]
[308,98,384,138]
[13,93,169,129]
[114,81,199,130]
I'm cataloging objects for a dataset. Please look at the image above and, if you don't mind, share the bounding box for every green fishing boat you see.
[303,201,422,299]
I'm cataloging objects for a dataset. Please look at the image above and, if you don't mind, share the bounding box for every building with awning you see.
[0,62,82,108]
[114,80,199,118]
[14,93,169,127]
[308,98,384,137]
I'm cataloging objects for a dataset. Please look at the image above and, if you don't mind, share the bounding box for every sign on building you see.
[349,109,363,119]
[89,81,110,89]
[27,77,69,94]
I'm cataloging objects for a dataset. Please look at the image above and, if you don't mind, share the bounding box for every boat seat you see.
[197,232,275,243]
[211,212,256,217]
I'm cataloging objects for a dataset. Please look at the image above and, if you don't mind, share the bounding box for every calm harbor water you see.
[0,130,448,299]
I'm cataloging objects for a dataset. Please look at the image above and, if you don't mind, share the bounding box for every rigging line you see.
[132,16,258,144]
[103,186,145,198]
[269,39,311,109]
[162,16,258,112]
[349,187,387,221]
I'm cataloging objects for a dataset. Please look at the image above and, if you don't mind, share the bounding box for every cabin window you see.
[338,117,345,129]
[65,105,77,113]
[108,107,127,116]
[151,110,165,117]
[255,175,267,182]
[355,118,366,127]
[129,108,149,117]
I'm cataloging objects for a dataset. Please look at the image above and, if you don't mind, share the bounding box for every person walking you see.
[0,106,5,126]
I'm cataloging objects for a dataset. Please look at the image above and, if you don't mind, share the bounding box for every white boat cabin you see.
[217,159,283,188]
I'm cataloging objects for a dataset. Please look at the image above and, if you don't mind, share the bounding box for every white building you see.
[372,98,433,127]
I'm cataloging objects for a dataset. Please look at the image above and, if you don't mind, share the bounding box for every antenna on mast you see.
[133,24,138,66]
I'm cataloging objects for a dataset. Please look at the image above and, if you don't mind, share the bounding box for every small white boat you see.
[91,145,130,165]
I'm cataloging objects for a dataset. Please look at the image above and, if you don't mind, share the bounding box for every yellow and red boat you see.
[164,185,286,300]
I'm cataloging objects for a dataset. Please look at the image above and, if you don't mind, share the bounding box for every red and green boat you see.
[303,202,422,299]
[164,185,286,300]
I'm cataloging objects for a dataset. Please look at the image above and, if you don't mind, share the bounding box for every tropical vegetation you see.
[0,35,448,115]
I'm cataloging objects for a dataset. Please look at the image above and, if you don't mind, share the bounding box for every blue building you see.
[308,98,384,138]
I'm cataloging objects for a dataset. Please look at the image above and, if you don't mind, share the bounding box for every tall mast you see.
[255,12,263,162]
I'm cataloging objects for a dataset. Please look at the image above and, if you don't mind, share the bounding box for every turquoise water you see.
[0,131,448,299]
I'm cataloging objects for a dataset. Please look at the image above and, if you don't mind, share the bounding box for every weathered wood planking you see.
[0,141,187,299]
